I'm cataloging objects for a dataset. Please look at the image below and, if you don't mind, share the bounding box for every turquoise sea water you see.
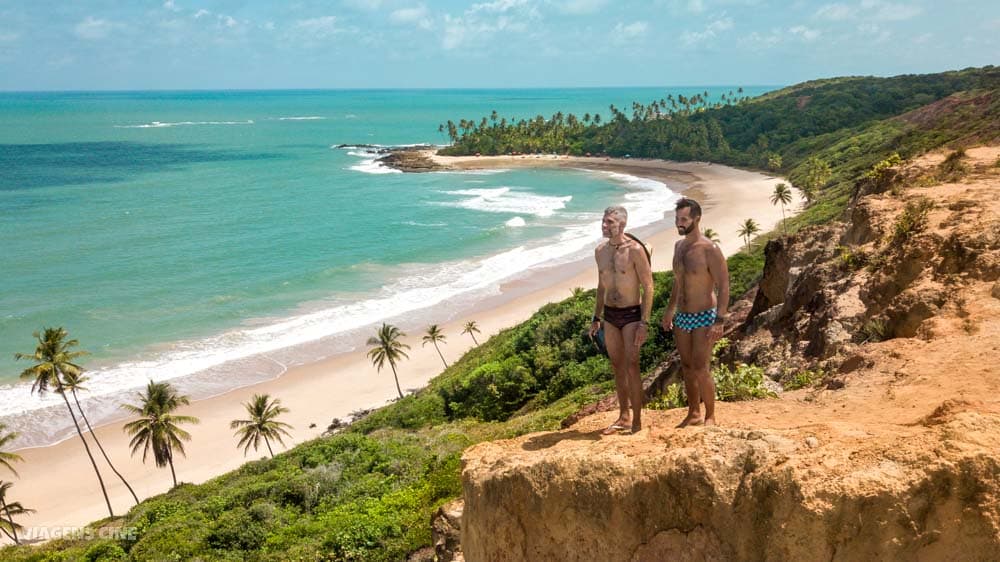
[0,87,773,446]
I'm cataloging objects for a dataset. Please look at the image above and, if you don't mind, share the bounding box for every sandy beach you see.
[10,155,800,539]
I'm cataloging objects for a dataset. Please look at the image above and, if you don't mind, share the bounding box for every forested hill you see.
[439,66,1000,170]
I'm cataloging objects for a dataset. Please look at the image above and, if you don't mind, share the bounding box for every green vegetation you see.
[647,339,775,409]
[862,318,889,343]
[783,368,825,391]
[890,197,935,245]
[937,148,969,181]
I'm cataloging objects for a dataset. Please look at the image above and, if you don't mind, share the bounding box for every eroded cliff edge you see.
[460,147,1000,561]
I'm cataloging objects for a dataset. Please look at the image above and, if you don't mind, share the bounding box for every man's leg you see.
[603,322,631,433]
[673,327,703,427]
[621,322,644,432]
[691,326,716,425]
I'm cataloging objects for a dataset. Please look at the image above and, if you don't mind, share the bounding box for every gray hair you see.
[603,205,628,222]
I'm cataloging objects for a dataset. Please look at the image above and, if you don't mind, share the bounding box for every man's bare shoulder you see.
[694,237,719,252]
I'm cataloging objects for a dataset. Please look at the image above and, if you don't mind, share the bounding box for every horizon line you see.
[0,84,786,95]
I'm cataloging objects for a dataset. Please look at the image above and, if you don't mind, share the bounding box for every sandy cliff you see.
[460,147,1000,561]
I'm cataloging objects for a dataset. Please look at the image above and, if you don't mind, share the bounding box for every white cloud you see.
[555,0,609,14]
[687,0,706,13]
[613,21,649,41]
[789,25,820,41]
[681,15,734,47]
[741,29,782,48]
[0,31,18,42]
[441,1,539,50]
[342,0,383,10]
[862,0,922,21]
[193,9,211,19]
[857,22,891,42]
[469,0,531,14]
[163,0,180,12]
[295,16,342,38]
[814,3,853,20]
[912,32,932,43]
[813,1,922,22]
[390,5,433,30]
[219,14,238,28]
[74,16,114,40]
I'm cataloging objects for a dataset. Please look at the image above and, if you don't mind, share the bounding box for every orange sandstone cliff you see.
[459,147,1000,561]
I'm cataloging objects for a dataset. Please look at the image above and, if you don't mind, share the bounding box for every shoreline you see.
[10,155,799,537]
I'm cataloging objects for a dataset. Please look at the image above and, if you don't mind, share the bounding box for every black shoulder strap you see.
[624,233,652,264]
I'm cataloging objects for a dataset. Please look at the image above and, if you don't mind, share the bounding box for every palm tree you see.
[15,328,114,517]
[0,482,33,545]
[422,325,449,369]
[737,219,761,253]
[61,370,140,505]
[0,424,25,545]
[771,183,793,235]
[122,381,199,488]
[703,228,721,244]
[366,323,410,399]
[230,394,293,458]
[462,321,481,346]
[0,423,21,477]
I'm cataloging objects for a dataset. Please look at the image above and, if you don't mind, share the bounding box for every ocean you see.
[0,87,773,447]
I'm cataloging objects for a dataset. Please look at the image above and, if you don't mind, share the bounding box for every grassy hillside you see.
[6,67,999,561]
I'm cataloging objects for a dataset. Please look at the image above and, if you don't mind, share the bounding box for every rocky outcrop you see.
[378,148,447,172]
[461,146,1000,561]
[462,406,1000,561]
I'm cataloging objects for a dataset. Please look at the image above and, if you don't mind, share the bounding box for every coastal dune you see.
[12,156,797,537]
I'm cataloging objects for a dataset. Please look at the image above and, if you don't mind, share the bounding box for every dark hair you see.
[675,197,702,218]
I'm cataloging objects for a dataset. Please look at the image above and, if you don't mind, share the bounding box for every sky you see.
[0,0,996,90]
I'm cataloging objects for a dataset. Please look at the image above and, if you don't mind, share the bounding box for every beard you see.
[677,224,694,235]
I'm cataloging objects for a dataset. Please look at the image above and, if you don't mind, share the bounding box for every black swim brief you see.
[602,305,642,329]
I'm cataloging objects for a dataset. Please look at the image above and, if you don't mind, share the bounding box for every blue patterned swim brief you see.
[673,308,717,332]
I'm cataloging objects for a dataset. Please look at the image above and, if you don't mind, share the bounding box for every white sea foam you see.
[114,120,254,128]
[276,116,326,121]
[401,221,447,227]
[438,187,571,217]
[340,146,402,175]
[505,217,526,227]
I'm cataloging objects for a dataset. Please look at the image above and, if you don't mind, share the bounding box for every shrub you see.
[837,246,868,271]
[441,357,537,421]
[647,383,687,410]
[83,541,128,562]
[206,508,266,551]
[861,318,889,342]
[938,148,968,179]
[714,362,775,401]
[784,369,823,390]
[857,152,902,194]
[541,355,611,403]
[889,197,934,246]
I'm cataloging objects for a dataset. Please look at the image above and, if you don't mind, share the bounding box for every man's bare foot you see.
[630,422,642,434]
[676,414,704,428]
[602,418,631,435]
[704,417,717,426]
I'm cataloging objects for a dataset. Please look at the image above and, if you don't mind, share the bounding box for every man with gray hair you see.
[589,205,654,434]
